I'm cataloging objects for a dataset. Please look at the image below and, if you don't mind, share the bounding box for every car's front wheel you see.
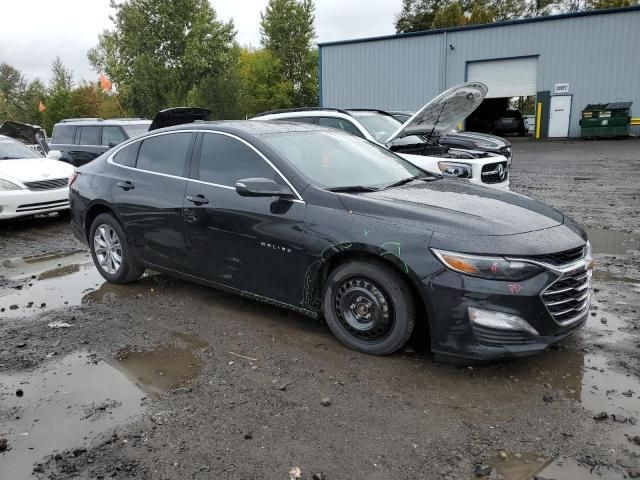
[89,213,144,284]
[322,260,415,355]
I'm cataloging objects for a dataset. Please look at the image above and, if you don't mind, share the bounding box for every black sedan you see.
[69,121,591,362]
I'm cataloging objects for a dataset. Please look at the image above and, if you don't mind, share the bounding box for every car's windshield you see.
[122,123,150,138]
[350,112,404,143]
[262,130,424,190]
[0,137,42,160]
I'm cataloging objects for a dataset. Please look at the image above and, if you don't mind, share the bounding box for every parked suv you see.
[389,112,512,161]
[49,118,151,167]
[254,83,512,190]
[494,110,526,136]
[49,108,212,167]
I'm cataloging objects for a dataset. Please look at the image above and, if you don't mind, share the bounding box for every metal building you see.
[318,6,640,138]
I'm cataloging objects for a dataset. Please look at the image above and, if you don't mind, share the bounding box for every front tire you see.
[89,213,144,284]
[322,260,415,355]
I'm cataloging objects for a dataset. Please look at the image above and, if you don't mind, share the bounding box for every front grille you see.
[542,267,591,325]
[499,146,512,158]
[524,246,586,266]
[24,178,68,191]
[16,199,69,212]
[481,161,509,184]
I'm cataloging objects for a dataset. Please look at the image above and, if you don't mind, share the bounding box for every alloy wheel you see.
[93,224,123,275]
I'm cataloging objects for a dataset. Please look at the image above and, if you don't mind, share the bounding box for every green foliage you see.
[88,0,236,118]
[260,0,318,106]
[431,2,467,27]
[395,0,446,32]
[394,0,635,32]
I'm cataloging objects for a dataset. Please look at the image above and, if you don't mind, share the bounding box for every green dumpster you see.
[581,102,632,138]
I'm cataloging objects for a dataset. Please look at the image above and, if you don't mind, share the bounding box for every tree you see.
[0,63,27,120]
[395,0,446,32]
[468,1,495,24]
[431,1,467,27]
[43,57,74,132]
[236,48,295,117]
[88,0,236,118]
[260,0,318,106]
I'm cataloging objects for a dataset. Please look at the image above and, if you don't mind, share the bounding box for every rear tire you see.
[89,213,144,284]
[322,260,415,355]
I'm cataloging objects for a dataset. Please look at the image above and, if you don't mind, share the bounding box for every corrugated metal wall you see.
[320,8,640,137]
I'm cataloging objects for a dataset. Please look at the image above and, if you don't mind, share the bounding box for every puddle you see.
[0,352,145,479]
[0,251,161,318]
[487,452,627,479]
[112,333,207,395]
[0,251,104,318]
[593,270,640,285]
[585,227,640,255]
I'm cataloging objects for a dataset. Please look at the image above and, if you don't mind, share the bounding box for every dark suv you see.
[49,118,151,167]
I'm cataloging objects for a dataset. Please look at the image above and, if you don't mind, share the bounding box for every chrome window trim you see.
[106,129,305,204]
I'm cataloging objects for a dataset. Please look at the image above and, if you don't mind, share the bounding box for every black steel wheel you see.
[323,259,415,355]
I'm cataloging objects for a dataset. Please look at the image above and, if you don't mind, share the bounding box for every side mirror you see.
[47,150,62,160]
[108,142,119,148]
[235,178,295,199]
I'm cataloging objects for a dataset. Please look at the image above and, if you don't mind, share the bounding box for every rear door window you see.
[317,117,363,137]
[137,133,193,177]
[196,133,278,187]
[52,125,75,144]
[112,142,140,167]
[102,127,127,146]
[78,126,101,146]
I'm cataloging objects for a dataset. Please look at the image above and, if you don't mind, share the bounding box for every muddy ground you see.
[1,138,639,480]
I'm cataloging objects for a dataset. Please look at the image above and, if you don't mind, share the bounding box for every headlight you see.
[437,161,472,178]
[432,249,543,280]
[0,179,22,191]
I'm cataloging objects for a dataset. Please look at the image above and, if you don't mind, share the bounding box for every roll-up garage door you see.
[467,57,538,98]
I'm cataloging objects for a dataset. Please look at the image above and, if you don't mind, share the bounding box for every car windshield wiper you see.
[385,173,440,189]
[385,176,420,189]
[327,185,380,193]
[0,156,19,160]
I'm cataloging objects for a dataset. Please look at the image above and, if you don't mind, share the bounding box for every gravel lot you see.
[1,138,639,480]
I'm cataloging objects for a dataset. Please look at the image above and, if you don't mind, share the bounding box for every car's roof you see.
[55,119,151,127]
[256,108,394,120]
[157,119,339,136]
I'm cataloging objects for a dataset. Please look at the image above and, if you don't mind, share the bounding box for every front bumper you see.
[423,256,591,362]
[0,188,70,219]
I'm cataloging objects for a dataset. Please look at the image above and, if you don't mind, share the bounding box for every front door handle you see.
[186,194,209,205]
[117,180,135,191]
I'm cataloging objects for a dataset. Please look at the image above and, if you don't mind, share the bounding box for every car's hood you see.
[337,179,564,237]
[0,121,49,154]
[0,158,74,184]
[149,107,212,131]
[385,82,487,143]
[441,130,510,149]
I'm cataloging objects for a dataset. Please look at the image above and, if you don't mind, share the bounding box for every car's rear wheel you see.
[322,260,415,355]
[89,213,144,284]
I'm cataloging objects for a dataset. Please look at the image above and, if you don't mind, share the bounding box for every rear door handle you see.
[117,180,135,191]
[186,194,209,205]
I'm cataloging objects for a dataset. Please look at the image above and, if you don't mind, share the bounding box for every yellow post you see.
[535,102,542,139]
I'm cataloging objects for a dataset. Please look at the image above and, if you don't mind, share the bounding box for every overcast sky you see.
[0,0,401,84]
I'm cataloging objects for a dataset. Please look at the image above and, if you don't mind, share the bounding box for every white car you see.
[0,133,74,219]
[254,82,511,190]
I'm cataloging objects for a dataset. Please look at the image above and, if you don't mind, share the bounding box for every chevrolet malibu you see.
[69,121,592,362]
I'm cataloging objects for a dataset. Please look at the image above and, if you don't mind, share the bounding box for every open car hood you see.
[385,82,487,143]
[149,107,211,131]
[0,121,49,154]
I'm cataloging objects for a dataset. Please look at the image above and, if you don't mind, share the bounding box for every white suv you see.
[254,83,511,190]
